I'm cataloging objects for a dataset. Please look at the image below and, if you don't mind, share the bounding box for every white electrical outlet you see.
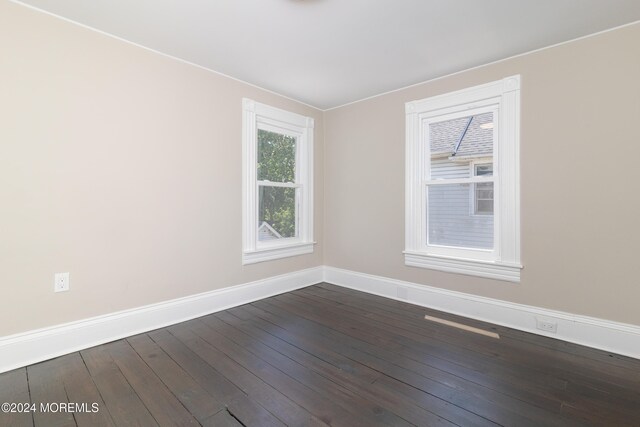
[54,272,70,292]
[536,318,557,333]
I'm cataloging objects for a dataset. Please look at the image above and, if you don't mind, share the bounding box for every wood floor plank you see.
[164,323,330,427]
[181,318,389,427]
[27,360,76,427]
[318,283,640,372]
[225,307,381,384]
[255,294,547,395]
[256,295,594,427]
[309,285,640,390]
[103,340,200,426]
[298,287,587,391]
[286,287,640,426]
[0,368,34,427]
[81,345,158,426]
[126,334,224,423]
[200,409,244,427]
[214,309,485,427]
[294,288,538,369]
[247,299,583,427]
[225,394,286,427]
[235,303,548,426]
[150,326,290,426]
[562,380,640,422]
[197,315,420,427]
[282,290,571,392]
[303,285,640,415]
[34,354,114,427]
[147,329,245,404]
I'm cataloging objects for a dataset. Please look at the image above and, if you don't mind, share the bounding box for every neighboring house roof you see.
[429,111,493,159]
[258,221,282,240]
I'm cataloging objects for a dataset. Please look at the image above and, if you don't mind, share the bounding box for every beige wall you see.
[324,23,640,326]
[0,2,323,336]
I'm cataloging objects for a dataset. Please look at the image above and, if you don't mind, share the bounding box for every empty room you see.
[1,0,640,426]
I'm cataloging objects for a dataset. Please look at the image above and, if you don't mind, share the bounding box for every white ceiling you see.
[13,0,640,109]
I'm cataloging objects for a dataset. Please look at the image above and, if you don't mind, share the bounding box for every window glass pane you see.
[258,186,297,240]
[476,189,494,199]
[427,184,493,249]
[258,129,296,182]
[474,164,493,176]
[476,199,493,213]
[429,112,493,180]
[475,181,494,214]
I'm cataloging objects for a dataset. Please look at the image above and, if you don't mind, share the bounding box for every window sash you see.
[424,181,496,258]
[422,107,498,259]
[256,184,302,247]
[255,124,302,248]
[256,125,299,184]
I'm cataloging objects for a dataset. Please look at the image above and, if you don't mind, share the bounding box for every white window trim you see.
[405,76,521,282]
[242,99,314,264]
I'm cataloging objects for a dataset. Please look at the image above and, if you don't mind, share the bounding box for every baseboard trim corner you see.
[323,266,640,360]
[0,266,323,374]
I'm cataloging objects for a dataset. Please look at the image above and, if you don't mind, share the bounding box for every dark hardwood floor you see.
[2,283,639,426]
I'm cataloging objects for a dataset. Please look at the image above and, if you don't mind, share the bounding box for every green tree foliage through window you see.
[258,129,296,182]
[257,129,297,239]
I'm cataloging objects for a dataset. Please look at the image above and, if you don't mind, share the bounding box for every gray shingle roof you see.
[429,112,493,158]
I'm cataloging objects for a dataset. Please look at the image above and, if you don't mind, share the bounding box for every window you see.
[472,163,494,215]
[405,76,521,281]
[242,99,314,264]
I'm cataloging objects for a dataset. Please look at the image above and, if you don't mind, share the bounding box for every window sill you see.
[243,242,315,265]
[404,251,521,282]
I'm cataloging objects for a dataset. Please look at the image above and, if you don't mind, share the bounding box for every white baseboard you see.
[3,264,638,374]
[0,266,323,374]
[324,266,640,360]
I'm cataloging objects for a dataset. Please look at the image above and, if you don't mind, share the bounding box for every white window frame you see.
[404,76,521,282]
[242,99,314,264]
